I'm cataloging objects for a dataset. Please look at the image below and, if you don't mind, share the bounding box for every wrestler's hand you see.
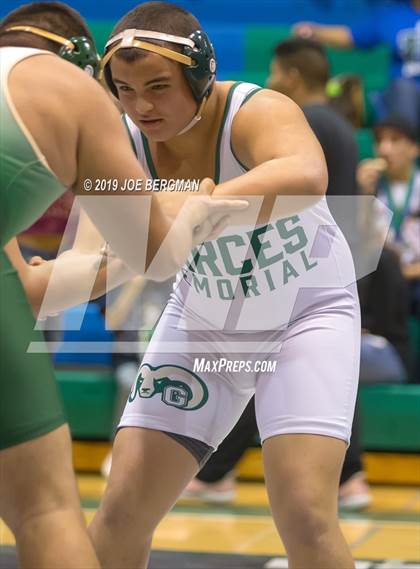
[144,189,248,280]
[156,177,216,221]
[189,178,249,240]
[182,194,249,244]
[197,177,216,195]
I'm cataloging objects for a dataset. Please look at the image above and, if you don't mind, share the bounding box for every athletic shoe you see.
[339,471,373,510]
[181,474,236,504]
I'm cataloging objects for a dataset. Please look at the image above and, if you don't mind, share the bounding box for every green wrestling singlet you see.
[0,47,68,449]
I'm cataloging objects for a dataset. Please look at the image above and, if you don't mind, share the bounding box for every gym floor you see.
[1,475,419,568]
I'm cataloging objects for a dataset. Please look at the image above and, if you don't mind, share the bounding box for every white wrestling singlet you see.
[120,82,361,450]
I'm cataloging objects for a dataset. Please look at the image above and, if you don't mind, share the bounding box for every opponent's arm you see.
[3,237,132,316]
[213,90,328,221]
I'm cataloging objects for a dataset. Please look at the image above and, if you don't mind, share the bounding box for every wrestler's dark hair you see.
[111,1,201,63]
[0,2,94,52]
[274,37,330,89]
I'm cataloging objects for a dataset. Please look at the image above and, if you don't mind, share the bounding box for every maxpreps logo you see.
[128,363,209,411]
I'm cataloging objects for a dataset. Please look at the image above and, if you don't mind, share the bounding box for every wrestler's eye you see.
[151,84,169,91]
[118,85,134,93]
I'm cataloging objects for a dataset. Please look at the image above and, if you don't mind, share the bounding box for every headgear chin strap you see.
[176,96,208,136]
[101,28,217,136]
[3,25,101,78]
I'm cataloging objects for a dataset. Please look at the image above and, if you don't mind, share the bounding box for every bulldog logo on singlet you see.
[128,363,209,410]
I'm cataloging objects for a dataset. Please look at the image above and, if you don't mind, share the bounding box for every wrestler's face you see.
[111,52,197,141]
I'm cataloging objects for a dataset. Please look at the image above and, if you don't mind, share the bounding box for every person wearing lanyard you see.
[357,115,420,330]
[358,116,419,272]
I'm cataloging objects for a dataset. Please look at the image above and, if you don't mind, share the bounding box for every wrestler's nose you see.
[135,96,154,115]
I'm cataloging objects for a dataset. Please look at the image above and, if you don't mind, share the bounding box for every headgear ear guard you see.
[101,28,217,103]
[3,26,101,78]
[181,30,216,102]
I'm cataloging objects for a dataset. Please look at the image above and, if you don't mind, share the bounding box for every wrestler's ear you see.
[198,177,216,195]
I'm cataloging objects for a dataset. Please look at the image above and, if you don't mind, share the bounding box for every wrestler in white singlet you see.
[120,82,361,452]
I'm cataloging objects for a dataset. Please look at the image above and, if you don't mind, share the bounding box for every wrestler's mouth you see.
[138,118,163,129]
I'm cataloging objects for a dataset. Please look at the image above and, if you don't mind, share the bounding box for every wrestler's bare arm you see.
[214,90,328,221]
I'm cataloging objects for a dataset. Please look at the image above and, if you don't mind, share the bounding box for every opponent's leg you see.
[0,251,99,568]
[89,427,200,569]
[263,434,354,569]
[0,425,99,569]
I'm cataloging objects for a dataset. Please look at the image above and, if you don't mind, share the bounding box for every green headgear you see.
[101,28,217,102]
[4,26,100,78]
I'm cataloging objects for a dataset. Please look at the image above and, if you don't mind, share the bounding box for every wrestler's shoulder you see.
[237,88,298,118]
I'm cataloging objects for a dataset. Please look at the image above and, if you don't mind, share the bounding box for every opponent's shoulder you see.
[15,54,111,115]
[12,53,84,95]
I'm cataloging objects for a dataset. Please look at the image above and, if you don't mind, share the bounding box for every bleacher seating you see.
[57,368,116,439]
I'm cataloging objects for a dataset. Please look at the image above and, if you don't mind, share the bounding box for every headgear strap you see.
[5,25,75,49]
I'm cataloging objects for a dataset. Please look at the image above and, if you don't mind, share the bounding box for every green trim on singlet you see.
[214,81,243,184]
[230,87,263,173]
[240,86,263,108]
[141,132,159,179]
[139,82,243,183]
[122,114,138,158]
